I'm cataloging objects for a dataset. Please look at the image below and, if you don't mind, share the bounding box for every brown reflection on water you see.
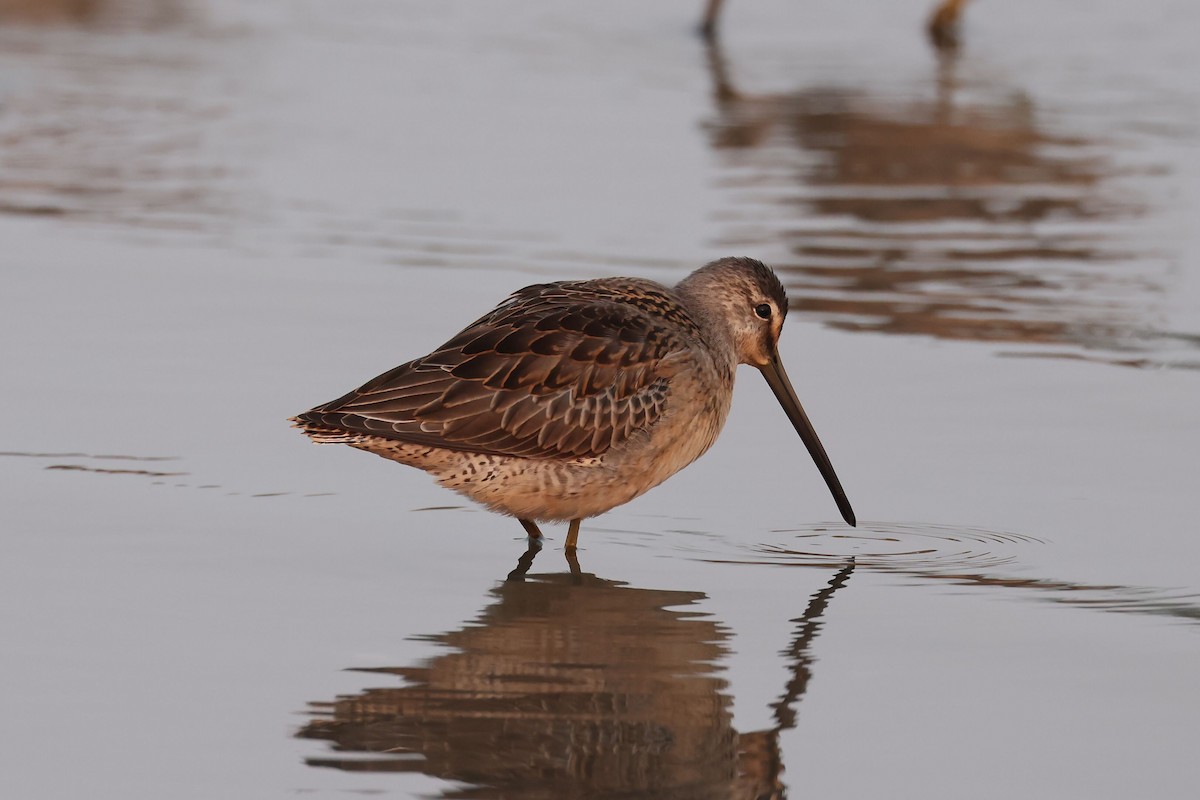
[700,0,970,52]
[298,550,853,799]
[0,0,98,24]
[0,0,234,227]
[703,41,1180,363]
[0,0,185,27]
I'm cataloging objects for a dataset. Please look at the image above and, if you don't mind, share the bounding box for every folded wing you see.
[292,281,691,459]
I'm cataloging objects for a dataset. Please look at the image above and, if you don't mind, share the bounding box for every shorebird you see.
[291,257,855,550]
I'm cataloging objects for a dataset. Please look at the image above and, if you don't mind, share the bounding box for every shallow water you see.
[2,1,1198,798]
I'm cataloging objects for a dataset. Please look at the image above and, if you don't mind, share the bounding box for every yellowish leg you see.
[565,518,581,551]
[565,547,582,581]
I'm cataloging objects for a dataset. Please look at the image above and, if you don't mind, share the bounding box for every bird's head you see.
[677,257,856,527]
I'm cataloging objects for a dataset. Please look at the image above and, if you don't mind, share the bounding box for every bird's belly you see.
[350,383,730,522]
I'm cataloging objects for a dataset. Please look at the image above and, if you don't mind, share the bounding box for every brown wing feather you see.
[292,279,693,458]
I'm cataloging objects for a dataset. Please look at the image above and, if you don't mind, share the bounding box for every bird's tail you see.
[289,413,369,444]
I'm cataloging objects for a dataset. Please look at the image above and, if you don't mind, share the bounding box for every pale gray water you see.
[1,1,1198,798]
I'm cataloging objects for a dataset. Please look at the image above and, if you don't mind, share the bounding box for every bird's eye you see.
[755,303,772,320]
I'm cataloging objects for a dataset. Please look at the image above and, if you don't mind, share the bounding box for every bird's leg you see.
[519,518,543,541]
[564,518,581,551]
[699,0,724,39]
[927,0,969,52]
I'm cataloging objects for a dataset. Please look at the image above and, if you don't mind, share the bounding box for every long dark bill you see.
[760,352,857,527]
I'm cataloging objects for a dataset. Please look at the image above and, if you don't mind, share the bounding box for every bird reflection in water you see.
[0,0,187,29]
[0,0,217,227]
[702,37,1179,366]
[700,0,971,52]
[298,549,854,799]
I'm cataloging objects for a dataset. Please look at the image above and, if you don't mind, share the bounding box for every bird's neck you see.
[674,278,739,375]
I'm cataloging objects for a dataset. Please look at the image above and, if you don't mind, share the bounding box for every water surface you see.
[1,1,1198,798]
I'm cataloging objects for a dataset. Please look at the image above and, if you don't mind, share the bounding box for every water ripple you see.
[748,521,1042,571]
[709,521,1200,625]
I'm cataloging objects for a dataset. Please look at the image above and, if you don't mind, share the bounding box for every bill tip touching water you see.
[291,256,856,550]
